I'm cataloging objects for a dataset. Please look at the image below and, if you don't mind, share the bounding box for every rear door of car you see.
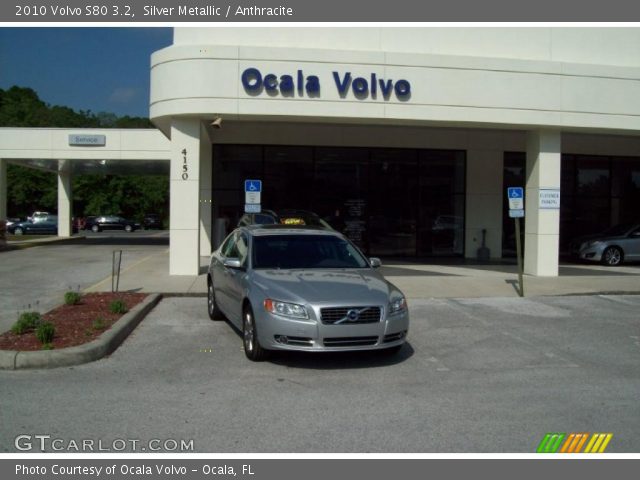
[624,226,640,259]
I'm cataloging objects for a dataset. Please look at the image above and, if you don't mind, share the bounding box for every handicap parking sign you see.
[245,179,262,206]
[245,180,262,193]
[507,187,524,210]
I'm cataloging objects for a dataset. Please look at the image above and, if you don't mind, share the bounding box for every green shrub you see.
[92,317,107,330]
[109,299,128,314]
[35,322,55,344]
[41,343,54,350]
[11,312,42,335]
[64,291,82,305]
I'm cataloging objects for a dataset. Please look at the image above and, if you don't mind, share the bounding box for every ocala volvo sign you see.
[241,67,411,100]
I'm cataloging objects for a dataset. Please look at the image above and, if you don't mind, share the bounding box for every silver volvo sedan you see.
[207,225,410,361]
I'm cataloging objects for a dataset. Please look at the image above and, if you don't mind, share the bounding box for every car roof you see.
[242,224,342,237]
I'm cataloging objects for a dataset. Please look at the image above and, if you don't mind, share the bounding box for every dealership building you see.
[1,27,640,276]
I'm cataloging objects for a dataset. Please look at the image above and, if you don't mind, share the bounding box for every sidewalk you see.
[84,251,640,298]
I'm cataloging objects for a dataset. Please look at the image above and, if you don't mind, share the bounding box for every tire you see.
[91,224,100,233]
[207,278,224,320]
[243,305,269,362]
[601,246,624,266]
[124,225,133,233]
[14,227,24,236]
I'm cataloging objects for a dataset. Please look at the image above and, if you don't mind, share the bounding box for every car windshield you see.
[602,224,634,236]
[253,234,369,269]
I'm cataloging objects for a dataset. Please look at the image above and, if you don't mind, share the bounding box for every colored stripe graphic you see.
[560,432,589,453]
[537,433,566,453]
[538,433,613,453]
[584,433,613,453]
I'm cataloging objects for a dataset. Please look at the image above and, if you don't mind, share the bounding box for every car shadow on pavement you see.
[267,342,415,370]
[79,236,169,246]
[223,319,414,369]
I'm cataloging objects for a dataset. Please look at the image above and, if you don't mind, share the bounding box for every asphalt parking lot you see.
[0,231,168,333]
[1,294,638,452]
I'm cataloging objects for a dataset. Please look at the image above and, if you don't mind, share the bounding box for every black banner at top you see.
[3,0,640,22]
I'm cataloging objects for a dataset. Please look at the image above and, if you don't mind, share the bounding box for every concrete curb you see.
[0,293,162,370]
[7,235,87,250]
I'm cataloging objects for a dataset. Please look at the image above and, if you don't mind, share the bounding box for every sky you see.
[0,27,173,118]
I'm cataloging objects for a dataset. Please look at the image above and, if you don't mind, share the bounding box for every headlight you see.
[586,240,603,248]
[264,299,308,319]
[388,296,408,316]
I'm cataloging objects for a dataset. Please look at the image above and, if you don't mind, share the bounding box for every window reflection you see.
[213,145,465,257]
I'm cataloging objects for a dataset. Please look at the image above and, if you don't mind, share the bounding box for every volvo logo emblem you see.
[346,309,360,322]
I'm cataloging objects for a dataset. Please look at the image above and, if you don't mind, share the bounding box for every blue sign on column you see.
[507,187,524,211]
[245,180,262,193]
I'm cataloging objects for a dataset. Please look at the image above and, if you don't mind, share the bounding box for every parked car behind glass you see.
[207,225,409,361]
[570,223,640,266]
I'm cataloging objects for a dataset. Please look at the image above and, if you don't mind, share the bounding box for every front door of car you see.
[214,234,236,315]
[625,227,640,259]
[225,233,249,323]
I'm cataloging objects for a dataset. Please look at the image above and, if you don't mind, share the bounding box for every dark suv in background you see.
[142,213,163,229]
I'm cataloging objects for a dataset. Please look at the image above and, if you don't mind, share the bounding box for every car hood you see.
[250,269,395,305]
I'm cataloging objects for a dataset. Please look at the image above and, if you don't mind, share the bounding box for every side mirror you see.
[223,258,243,269]
[369,257,382,268]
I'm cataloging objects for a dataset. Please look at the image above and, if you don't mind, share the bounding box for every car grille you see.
[323,336,379,347]
[320,306,382,325]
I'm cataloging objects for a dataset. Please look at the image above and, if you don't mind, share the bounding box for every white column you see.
[0,159,7,221]
[524,130,561,276]
[170,118,201,275]
[199,124,213,257]
[57,160,72,237]
[465,149,504,259]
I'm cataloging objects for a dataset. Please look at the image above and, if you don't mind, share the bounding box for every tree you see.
[1,86,166,222]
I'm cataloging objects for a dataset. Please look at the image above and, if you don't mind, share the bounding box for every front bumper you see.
[255,306,410,352]
[572,243,606,262]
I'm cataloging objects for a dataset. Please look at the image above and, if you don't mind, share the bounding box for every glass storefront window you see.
[213,145,466,257]
[264,146,314,210]
[369,150,418,256]
[417,150,465,256]
[503,152,640,256]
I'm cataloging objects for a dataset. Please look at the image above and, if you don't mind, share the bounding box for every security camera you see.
[211,117,223,129]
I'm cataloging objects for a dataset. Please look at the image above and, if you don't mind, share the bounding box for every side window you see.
[236,233,249,266]
[219,234,236,257]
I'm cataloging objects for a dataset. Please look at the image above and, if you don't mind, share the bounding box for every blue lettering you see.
[306,76,320,95]
[352,77,368,95]
[264,74,278,91]
[280,75,294,94]
[379,79,393,98]
[297,70,304,95]
[395,79,411,97]
[241,68,262,92]
[333,71,351,96]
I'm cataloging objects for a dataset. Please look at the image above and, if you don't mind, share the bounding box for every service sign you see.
[69,134,106,146]
[539,189,561,209]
